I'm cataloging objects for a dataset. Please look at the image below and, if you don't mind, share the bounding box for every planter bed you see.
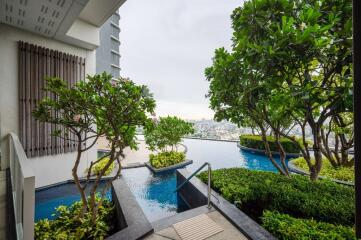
[145,159,193,173]
[237,143,300,158]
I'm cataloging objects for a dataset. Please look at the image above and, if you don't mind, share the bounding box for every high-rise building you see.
[96,10,121,78]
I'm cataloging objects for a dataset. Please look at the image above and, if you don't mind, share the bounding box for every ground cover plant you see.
[144,116,194,168]
[198,168,355,239]
[291,157,354,182]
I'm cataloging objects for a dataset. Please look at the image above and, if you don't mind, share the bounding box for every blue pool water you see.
[35,138,289,222]
[35,182,111,221]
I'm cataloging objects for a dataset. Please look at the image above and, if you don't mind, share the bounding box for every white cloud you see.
[118,0,243,119]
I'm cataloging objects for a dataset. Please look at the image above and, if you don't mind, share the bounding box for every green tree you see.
[33,72,156,223]
[205,0,352,180]
[144,116,194,152]
[321,112,354,167]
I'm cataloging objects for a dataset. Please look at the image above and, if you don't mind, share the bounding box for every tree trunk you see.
[275,132,289,176]
[311,125,323,181]
[73,139,88,218]
[260,126,287,175]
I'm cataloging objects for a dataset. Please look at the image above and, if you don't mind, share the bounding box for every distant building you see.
[96,10,121,78]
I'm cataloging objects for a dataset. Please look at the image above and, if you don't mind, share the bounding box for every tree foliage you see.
[144,116,194,152]
[205,0,353,179]
[33,72,156,223]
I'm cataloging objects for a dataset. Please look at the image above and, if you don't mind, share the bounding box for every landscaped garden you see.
[145,116,194,169]
[204,0,355,238]
[31,0,356,238]
[198,168,356,239]
[33,73,157,238]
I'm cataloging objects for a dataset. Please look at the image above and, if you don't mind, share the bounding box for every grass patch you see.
[291,157,354,182]
[149,151,185,169]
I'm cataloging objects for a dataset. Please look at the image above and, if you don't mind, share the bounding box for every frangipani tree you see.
[33,72,156,222]
[144,116,194,153]
[206,0,352,180]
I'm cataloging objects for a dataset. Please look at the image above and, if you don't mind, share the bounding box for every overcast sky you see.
[118,0,242,120]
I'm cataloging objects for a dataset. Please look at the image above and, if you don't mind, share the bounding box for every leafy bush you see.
[35,197,114,240]
[262,211,356,240]
[292,157,354,182]
[149,151,185,169]
[198,168,354,226]
[145,116,194,152]
[87,157,115,176]
[239,134,301,153]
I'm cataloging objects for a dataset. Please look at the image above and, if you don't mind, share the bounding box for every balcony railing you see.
[9,132,35,240]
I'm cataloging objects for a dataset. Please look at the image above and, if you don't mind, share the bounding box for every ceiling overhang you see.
[0,0,126,50]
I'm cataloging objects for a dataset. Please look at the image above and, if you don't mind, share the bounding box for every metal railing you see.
[9,133,35,240]
[175,162,212,209]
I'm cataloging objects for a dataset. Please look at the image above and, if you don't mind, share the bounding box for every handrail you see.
[175,162,212,209]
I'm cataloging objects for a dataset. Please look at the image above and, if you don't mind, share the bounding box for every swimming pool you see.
[35,138,289,222]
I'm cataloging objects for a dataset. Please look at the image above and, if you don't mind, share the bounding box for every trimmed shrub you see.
[262,211,356,240]
[35,197,114,239]
[239,134,301,153]
[149,151,185,169]
[291,157,354,182]
[198,168,354,226]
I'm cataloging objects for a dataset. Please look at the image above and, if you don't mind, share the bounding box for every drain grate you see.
[172,214,223,240]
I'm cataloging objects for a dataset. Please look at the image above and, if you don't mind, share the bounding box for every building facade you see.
[96,10,121,78]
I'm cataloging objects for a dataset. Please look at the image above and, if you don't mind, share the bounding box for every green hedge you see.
[149,151,185,169]
[262,211,356,240]
[239,134,301,153]
[292,157,354,182]
[198,168,354,226]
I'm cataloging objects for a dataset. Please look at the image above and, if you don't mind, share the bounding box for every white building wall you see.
[0,23,97,188]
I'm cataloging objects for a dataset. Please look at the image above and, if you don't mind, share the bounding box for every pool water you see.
[35,182,111,221]
[35,138,289,222]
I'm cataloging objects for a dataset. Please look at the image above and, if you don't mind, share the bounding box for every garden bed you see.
[239,134,302,154]
[237,143,300,158]
[145,159,193,173]
[198,168,356,239]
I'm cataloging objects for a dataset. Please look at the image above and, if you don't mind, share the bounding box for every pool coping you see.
[176,169,277,240]
[107,178,154,240]
[237,143,301,158]
[145,159,193,173]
